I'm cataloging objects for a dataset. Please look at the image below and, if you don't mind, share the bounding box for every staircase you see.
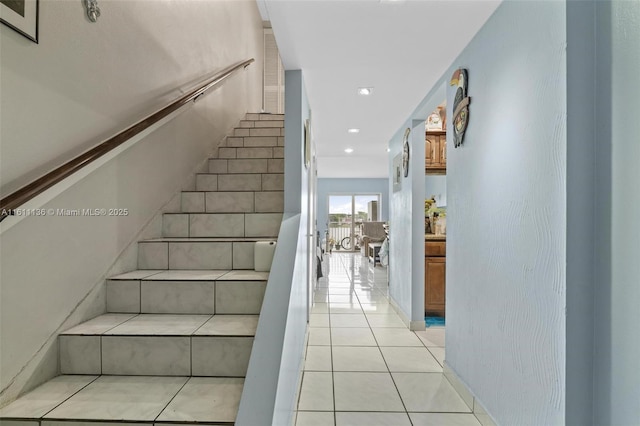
[0,113,284,424]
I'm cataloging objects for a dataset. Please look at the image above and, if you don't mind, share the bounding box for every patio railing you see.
[327,222,363,251]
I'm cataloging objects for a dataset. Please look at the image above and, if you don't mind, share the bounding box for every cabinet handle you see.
[442,146,445,160]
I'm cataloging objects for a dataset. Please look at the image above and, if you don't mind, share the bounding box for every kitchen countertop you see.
[425,234,446,241]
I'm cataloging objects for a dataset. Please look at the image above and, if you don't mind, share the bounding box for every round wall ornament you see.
[402,128,410,178]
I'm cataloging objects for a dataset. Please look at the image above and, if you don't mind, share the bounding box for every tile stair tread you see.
[139,237,278,242]
[109,269,270,281]
[61,313,259,337]
[0,375,242,423]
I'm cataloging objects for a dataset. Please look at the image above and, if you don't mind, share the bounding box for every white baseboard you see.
[443,362,498,426]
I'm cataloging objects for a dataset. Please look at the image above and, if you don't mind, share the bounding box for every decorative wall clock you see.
[450,68,471,147]
[402,128,410,178]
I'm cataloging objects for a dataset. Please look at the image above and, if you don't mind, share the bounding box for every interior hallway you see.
[295,253,479,426]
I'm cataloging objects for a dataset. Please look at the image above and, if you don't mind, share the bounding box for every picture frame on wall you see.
[392,154,403,192]
[304,119,311,169]
[0,0,39,43]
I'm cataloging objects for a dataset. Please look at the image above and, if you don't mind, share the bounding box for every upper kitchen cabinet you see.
[426,131,446,174]
[425,105,447,175]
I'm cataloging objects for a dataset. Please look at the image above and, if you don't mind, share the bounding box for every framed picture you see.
[304,119,311,169]
[392,154,403,192]
[1,0,39,43]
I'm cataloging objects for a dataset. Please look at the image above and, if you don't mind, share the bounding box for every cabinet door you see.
[425,134,439,167]
[439,136,447,168]
[425,256,446,316]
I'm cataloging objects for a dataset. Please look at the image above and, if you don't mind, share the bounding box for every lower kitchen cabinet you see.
[425,241,446,317]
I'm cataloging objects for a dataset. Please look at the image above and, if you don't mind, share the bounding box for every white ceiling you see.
[259,0,501,178]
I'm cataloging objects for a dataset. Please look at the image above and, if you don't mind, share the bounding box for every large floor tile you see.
[409,413,482,425]
[308,328,331,346]
[295,411,335,426]
[415,328,446,347]
[328,294,359,304]
[297,372,334,411]
[371,328,423,347]
[309,314,330,328]
[156,377,243,422]
[332,346,387,372]
[333,372,404,412]
[359,303,395,314]
[428,347,446,366]
[0,376,98,418]
[328,303,363,314]
[380,347,442,372]
[310,302,329,314]
[392,373,471,413]
[329,313,368,328]
[311,301,329,314]
[304,346,332,371]
[365,314,405,328]
[331,328,377,346]
[335,412,412,426]
[44,376,187,421]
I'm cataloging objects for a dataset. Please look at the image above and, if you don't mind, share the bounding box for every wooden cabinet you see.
[425,131,446,174]
[425,240,446,317]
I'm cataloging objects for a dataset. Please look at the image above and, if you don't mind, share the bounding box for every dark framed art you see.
[1,0,39,43]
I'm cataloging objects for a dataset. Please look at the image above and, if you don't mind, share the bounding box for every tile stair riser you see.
[239,120,284,128]
[245,113,285,121]
[164,205,284,236]
[196,173,284,192]
[160,213,283,238]
[213,146,284,160]
[227,134,283,146]
[59,335,254,377]
[106,279,268,314]
[206,158,286,176]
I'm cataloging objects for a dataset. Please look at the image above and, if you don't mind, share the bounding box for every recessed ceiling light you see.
[347,128,360,134]
[344,148,354,153]
[357,87,373,96]
[386,148,391,152]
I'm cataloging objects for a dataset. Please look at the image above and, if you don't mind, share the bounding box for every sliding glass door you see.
[328,194,380,251]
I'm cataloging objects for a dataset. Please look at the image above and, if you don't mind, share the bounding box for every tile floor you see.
[295,253,480,426]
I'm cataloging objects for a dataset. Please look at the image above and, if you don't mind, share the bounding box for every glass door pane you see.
[328,194,381,252]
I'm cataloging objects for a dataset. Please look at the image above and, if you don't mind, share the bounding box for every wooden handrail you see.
[0,58,255,222]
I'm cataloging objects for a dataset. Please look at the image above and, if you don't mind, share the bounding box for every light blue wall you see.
[425,175,446,206]
[317,178,389,238]
[401,2,567,424]
[593,1,640,424]
[388,119,426,329]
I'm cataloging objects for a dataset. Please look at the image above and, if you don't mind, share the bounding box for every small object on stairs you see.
[255,241,277,272]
